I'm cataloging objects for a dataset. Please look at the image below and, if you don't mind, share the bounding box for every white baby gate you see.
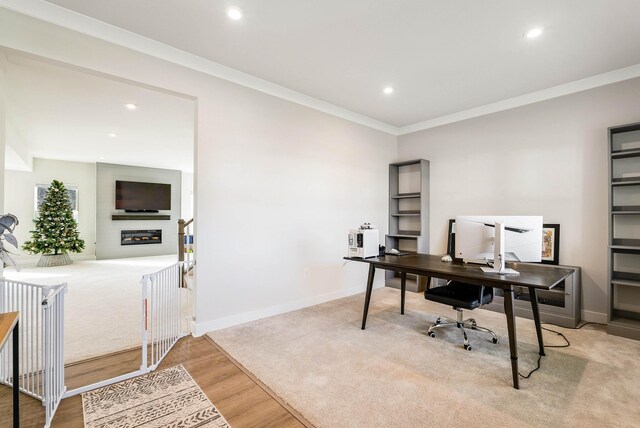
[0,279,67,428]
[0,261,191,426]
[65,261,193,397]
[142,261,192,369]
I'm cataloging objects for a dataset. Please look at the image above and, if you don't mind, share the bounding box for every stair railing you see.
[177,218,194,288]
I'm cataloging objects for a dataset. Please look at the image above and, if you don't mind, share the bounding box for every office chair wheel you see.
[464,344,472,351]
[428,331,436,338]
[492,338,499,344]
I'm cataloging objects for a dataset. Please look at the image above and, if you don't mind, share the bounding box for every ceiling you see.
[5,54,195,172]
[31,0,640,130]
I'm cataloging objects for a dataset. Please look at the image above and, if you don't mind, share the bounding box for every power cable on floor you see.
[517,321,604,379]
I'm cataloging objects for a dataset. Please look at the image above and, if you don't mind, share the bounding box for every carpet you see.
[82,365,229,428]
[209,287,640,428]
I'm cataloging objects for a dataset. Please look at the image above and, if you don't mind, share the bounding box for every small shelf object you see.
[608,121,640,340]
[391,192,421,199]
[391,210,421,217]
[385,159,430,293]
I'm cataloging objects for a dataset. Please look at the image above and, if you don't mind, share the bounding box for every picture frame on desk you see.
[541,224,560,265]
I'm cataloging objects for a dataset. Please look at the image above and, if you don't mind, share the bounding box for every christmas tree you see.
[23,180,85,256]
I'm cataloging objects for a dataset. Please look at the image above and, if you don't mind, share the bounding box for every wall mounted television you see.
[115,180,171,212]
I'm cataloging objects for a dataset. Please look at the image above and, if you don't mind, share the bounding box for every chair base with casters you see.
[427,307,498,351]
[425,281,499,351]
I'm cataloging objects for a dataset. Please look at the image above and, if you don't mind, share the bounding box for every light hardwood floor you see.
[0,336,311,427]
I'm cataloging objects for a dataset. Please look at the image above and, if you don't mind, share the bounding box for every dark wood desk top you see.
[0,312,19,350]
[344,254,574,290]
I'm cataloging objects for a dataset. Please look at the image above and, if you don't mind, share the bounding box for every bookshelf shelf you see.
[385,159,429,293]
[608,122,640,340]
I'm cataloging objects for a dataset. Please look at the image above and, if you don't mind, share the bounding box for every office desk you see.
[345,254,574,389]
[0,311,20,427]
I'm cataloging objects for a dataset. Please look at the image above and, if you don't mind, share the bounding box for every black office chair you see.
[426,222,499,350]
[424,281,499,350]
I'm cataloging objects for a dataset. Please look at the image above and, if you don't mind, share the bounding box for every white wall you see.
[4,157,96,262]
[0,9,396,333]
[196,94,393,331]
[0,51,6,276]
[5,120,32,171]
[181,171,193,221]
[398,77,640,322]
[0,51,5,218]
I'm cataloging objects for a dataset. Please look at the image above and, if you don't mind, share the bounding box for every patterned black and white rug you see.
[82,365,230,428]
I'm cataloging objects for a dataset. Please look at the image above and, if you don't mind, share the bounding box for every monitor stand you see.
[480,222,520,275]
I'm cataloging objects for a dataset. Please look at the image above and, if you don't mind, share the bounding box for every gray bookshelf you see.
[608,122,640,340]
[385,159,430,292]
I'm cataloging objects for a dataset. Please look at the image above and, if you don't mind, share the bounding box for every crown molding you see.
[3,1,640,138]
[398,63,640,136]
[0,0,399,136]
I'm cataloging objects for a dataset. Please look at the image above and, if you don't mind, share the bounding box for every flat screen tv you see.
[116,181,171,212]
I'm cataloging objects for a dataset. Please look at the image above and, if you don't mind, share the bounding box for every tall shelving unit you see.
[385,159,429,292]
[608,122,640,340]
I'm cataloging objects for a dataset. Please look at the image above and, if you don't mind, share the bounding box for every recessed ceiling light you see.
[226,6,243,20]
[125,103,137,110]
[99,156,105,160]
[108,133,118,138]
[383,87,394,95]
[525,27,544,39]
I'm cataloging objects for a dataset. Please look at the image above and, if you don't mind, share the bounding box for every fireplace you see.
[121,229,162,246]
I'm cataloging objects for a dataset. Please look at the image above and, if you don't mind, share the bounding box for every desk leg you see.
[528,287,546,356]
[13,320,19,428]
[503,287,520,389]
[400,272,406,315]
[361,264,376,330]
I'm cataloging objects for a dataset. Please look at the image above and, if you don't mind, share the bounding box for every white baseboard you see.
[192,280,384,336]
[581,309,607,324]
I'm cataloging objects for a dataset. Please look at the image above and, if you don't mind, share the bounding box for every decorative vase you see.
[36,253,72,267]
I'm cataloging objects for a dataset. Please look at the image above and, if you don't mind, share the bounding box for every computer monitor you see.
[454,215,543,264]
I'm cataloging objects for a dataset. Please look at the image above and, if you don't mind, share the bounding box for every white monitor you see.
[454,215,543,263]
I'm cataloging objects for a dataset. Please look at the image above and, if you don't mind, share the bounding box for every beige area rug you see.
[82,365,229,428]
[4,254,191,363]
[210,287,640,428]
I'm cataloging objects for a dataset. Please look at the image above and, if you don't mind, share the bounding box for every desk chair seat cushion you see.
[425,281,492,310]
